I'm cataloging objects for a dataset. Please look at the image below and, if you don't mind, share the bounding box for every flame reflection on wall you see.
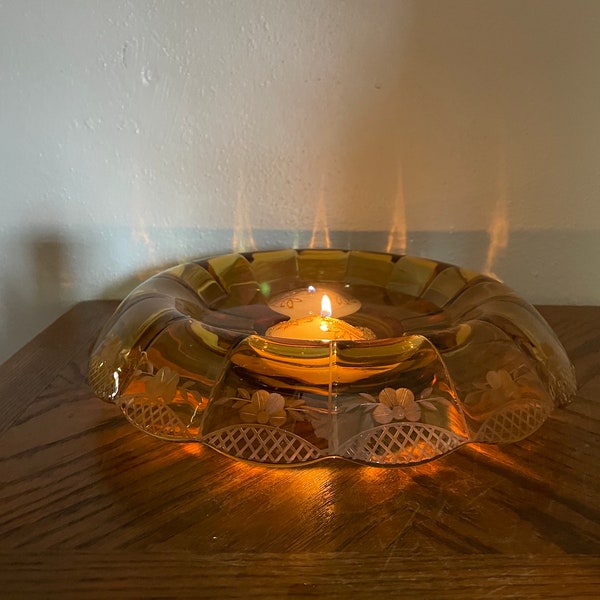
[309,188,331,249]
[232,172,256,253]
[483,147,509,280]
[386,164,408,255]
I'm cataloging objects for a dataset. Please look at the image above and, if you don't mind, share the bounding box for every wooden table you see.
[0,301,598,598]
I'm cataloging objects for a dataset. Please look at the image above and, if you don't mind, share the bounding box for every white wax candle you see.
[268,286,361,319]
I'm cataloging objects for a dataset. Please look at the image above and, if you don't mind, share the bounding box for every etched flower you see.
[462,368,524,420]
[373,387,422,424]
[144,366,180,403]
[477,369,520,404]
[239,390,287,427]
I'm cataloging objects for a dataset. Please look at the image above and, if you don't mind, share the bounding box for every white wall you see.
[2,0,600,363]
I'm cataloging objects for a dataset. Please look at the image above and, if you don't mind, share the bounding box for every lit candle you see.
[265,294,374,341]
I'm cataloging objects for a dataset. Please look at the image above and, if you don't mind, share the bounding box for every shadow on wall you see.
[0,231,81,364]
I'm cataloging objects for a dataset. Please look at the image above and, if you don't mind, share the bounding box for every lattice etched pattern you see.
[120,396,191,440]
[476,400,551,443]
[88,358,117,401]
[342,423,465,465]
[202,425,323,464]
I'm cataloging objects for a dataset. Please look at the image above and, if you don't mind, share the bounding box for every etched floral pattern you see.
[238,390,287,426]
[460,367,533,423]
[229,389,306,428]
[373,388,422,424]
[358,385,450,427]
[471,369,521,404]
[221,382,453,443]
[122,361,207,415]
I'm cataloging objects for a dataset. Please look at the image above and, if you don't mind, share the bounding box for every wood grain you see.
[0,302,599,598]
[0,300,120,435]
[0,553,599,599]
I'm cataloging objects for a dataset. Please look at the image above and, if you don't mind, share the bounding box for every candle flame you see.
[320,294,332,317]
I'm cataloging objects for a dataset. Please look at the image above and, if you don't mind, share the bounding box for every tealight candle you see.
[265,294,374,341]
[268,286,361,319]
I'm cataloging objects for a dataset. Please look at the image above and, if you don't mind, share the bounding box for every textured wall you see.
[2,0,600,362]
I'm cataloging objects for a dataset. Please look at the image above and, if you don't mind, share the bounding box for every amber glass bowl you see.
[89,249,576,466]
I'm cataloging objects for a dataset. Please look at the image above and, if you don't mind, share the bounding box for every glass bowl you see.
[89,249,576,466]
